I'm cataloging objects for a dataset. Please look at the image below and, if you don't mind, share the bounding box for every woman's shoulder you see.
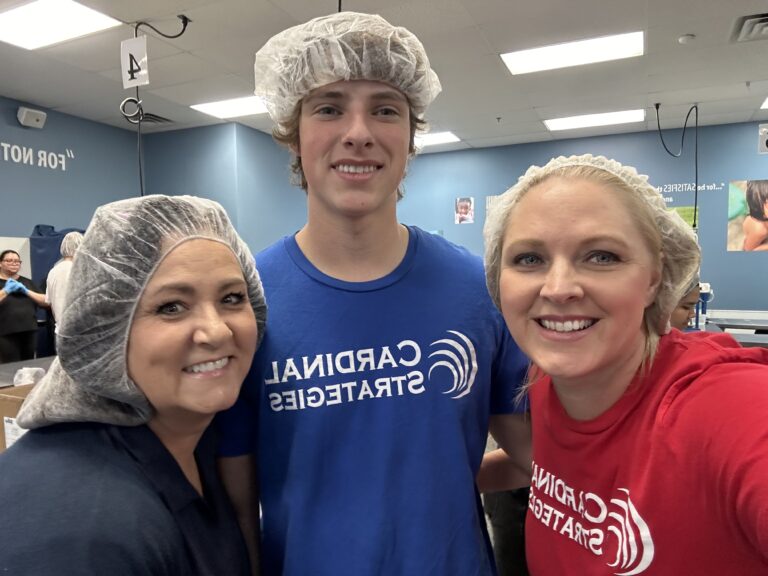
[655,334,768,437]
[743,215,768,233]
[658,330,767,371]
[0,424,188,572]
[1,424,166,501]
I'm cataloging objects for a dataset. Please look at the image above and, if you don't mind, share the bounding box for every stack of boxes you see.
[0,384,33,452]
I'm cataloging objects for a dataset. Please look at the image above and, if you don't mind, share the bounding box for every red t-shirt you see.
[526,330,768,575]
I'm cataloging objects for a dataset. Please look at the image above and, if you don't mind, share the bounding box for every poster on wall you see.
[671,206,697,228]
[454,197,474,224]
[726,180,768,251]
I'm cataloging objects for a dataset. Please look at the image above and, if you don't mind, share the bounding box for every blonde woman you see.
[484,155,768,574]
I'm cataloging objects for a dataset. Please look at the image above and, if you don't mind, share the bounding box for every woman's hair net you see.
[59,231,84,258]
[681,274,701,295]
[484,155,701,361]
[254,11,442,125]
[18,195,267,429]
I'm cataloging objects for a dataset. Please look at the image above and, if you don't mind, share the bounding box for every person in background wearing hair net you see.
[669,276,700,331]
[45,230,84,322]
[216,12,530,576]
[483,154,768,574]
[0,249,48,363]
[0,195,266,575]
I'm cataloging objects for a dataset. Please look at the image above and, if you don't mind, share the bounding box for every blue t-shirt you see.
[218,226,528,576]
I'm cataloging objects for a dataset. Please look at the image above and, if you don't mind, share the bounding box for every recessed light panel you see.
[191,96,268,119]
[415,131,460,147]
[0,0,121,50]
[501,31,644,75]
[544,109,645,131]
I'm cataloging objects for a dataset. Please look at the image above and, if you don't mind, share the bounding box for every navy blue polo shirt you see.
[0,422,251,575]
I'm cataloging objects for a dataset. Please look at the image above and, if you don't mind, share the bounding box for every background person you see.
[669,277,700,331]
[0,195,266,575]
[0,249,48,363]
[478,447,531,576]
[45,231,84,322]
[484,154,768,574]
[217,12,531,576]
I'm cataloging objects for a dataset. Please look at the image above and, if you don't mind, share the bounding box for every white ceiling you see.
[2,0,768,153]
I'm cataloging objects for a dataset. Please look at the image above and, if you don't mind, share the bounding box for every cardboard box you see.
[0,384,34,452]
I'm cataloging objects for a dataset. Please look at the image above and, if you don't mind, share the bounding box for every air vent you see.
[731,13,768,43]
[141,112,173,124]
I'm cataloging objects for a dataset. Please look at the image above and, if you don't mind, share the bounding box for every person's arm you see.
[0,286,7,303]
[682,363,768,559]
[477,413,532,493]
[742,217,768,251]
[478,447,530,493]
[8,278,50,308]
[25,289,49,307]
[219,455,261,576]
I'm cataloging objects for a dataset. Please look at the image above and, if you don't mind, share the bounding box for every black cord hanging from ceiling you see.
[654,102,700,230]
[119,15,190,196]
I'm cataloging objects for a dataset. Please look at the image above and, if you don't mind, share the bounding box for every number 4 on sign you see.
[121,35,149,89]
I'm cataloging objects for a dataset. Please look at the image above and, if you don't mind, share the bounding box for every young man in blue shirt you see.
[217,12,531,575]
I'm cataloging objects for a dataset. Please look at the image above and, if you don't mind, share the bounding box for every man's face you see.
[296,80,411,219]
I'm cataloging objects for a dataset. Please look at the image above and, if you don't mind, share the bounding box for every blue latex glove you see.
[3,278,27,294]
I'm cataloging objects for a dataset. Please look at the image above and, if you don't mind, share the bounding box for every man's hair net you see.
[59,231,84,258]
[18,195,267,429]
[254,11,442,125]
[484,154,700,361]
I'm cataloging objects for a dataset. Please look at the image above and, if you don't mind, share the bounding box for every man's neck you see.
[296,216,409,282]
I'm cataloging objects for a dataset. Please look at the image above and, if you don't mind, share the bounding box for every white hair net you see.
[682,274,701,295]
[59,231,83,258]
[18,195,266,429]
[254,11,442,125]
[484,154,701,341]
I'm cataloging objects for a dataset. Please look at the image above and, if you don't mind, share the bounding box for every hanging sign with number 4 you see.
[121,35,149,89]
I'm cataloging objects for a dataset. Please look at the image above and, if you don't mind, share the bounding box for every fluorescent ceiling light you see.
[761,97,768,109]
[191,96,268,119]
[415,131,460,147]
[544,109,645,131]
[501,31,644,75]
[0,0,121,50]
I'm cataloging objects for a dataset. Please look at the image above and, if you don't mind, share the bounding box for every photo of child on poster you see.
[455,197,474,224]
[727,180,768,251]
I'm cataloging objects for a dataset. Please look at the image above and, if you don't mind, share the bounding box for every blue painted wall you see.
[402,122,768,310]
[142,122,305,252]
[232,124,306,253]
[0,95,139,235]
[2,92,765,310]
[143,123,239,222]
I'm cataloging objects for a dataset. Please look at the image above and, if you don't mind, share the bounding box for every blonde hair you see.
[484,155,701,368]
